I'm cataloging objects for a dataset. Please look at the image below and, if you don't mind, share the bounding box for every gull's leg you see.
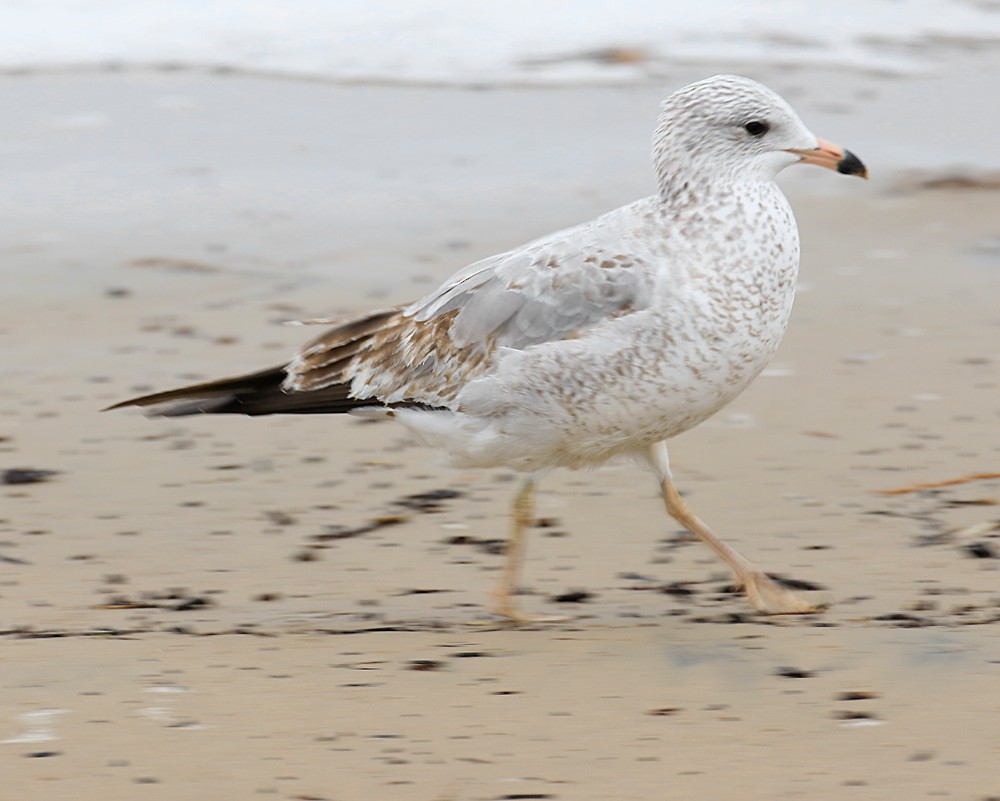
[644,441,817,614]
[491,475,537,622]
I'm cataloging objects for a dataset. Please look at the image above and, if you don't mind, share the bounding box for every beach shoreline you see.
[3,71,1000,800]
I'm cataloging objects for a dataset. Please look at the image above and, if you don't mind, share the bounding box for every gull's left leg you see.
[487,473,570,624]
[643,441,817,614]
[491,475,537,622]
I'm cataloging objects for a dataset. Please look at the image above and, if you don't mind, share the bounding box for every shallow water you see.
[4,0,1000,84]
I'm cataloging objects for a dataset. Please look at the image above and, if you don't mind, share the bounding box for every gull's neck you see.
[654,159,780,214]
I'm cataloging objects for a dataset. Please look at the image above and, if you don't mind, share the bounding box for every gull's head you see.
[652,75,867,194]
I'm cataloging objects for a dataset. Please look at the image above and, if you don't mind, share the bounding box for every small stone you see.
[835,691,879,701]
[2,468,58,485]
[551,590,592,603]
[406,660,444,672]
[965,542,997,559]
[775,666,814,679]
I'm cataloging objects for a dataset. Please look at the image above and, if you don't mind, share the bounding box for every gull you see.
[108,75,867,623]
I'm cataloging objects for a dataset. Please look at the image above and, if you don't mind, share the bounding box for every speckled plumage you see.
[287,76,812,470]
[111,75,867,621]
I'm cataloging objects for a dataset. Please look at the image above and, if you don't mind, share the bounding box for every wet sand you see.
[3,70,1000,800]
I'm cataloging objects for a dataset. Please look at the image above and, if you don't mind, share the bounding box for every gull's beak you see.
[787,137,868,179]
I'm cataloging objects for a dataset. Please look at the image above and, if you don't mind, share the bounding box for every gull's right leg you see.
[643,441,818,614]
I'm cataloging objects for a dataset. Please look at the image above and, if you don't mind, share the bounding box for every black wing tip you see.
[102,366,291,416]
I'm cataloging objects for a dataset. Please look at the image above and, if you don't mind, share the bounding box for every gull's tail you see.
[103,366,378,417]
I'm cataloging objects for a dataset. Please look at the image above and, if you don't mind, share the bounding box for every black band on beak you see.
[837,149,868,178]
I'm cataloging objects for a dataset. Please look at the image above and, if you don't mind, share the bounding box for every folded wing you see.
[109,211,655,416]
[289,223,653,408]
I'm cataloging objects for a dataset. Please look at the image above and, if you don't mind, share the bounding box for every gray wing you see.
[407,212,654,348]
[287,210,656,406]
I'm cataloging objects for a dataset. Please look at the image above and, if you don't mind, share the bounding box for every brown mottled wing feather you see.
[109,203,652,418]
[289,307,494,407]
[105,307,412,417]
[288,307,405,392]
[287,217,651,408]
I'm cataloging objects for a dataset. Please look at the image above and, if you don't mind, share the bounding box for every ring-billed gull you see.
[108,75,867,623]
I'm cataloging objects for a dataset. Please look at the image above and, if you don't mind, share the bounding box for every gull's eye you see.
[744,120,769,137]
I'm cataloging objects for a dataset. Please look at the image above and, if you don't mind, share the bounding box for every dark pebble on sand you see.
[264,510,297,526]
[496,794,554,800]
[551,590,592,603]
[443,534,507,555]
[406,659,444,671]
[2,468,58,485]
[836,691,879,701]
[659,581,697,596]
[965,542,997,559]
[833,710,879,721]
[172,596,210,612]
[873,612,931,627]
[393,488,464,512]
[775,666,814,679]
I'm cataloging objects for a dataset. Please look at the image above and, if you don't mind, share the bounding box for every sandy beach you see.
[3,63,1000,800]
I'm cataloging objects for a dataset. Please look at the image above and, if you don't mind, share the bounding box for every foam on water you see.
[2,0,999,85]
